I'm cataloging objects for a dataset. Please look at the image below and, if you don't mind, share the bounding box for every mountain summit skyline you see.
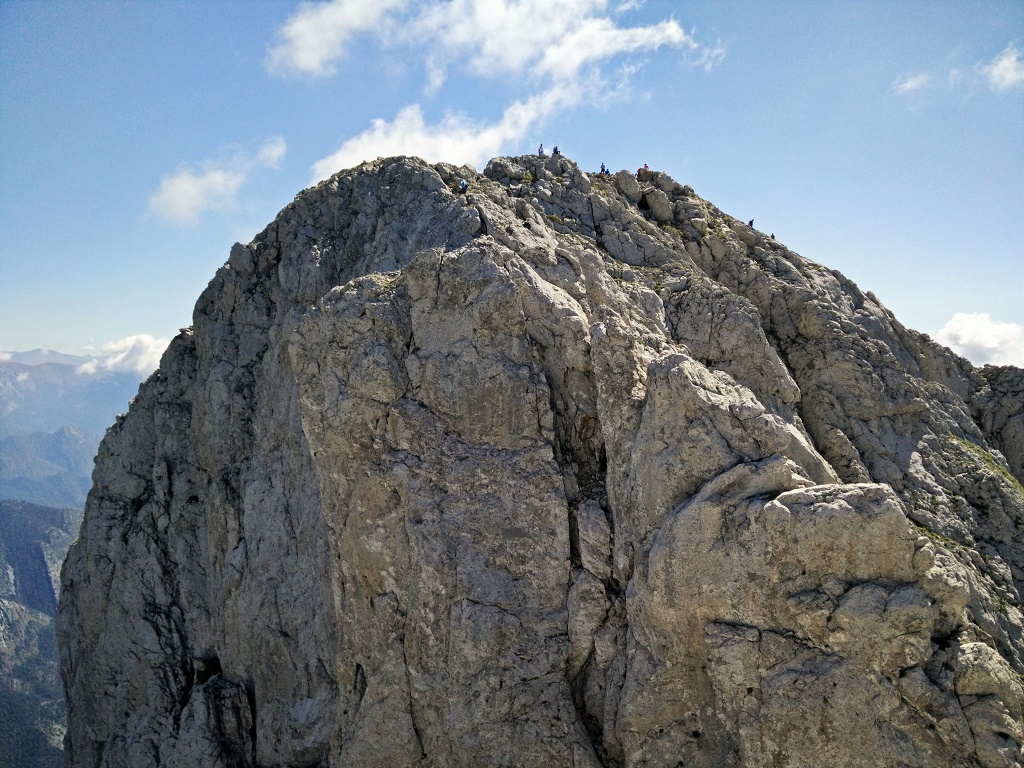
[2,2,1021,363]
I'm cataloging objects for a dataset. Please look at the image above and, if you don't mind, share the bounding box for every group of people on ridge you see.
[520,149,778,239]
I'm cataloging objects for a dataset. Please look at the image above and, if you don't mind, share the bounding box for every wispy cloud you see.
[266,0,409,76]
[980,44,1024,90]
[148,137,287,226]
[895,43,1024,99]
[893,73,930,94]
[311,84,577,178]
[256,136,288,167]
[690,39,727,71]
[407,2,696,84]
[285,0,722,180]
[76,334,172,377]
[934,312,1024,367]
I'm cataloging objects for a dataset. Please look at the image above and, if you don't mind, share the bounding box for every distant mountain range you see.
[0,352,141,439]
[0,427,99,509]
[0,350,92,366]
[0,350,141,766]
[0,350,144,510]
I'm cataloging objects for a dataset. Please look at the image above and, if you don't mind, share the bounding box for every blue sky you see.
[1,0,1022,371]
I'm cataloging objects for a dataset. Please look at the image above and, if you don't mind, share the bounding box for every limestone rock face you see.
[59,155,1023,767]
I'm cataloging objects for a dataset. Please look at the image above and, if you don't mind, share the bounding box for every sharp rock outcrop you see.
[59,154,1024,767]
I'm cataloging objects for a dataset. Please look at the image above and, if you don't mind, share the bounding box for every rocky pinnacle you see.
[58,155,1023,767]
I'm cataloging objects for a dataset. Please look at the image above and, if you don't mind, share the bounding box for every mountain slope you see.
[0,500,82,768]
[59,155,1023,767]
[0,426,99,509]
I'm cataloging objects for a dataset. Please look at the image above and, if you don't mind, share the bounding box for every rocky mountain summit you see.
[59,154,1023,767]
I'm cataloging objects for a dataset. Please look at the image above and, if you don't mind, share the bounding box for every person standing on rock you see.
[553,146,560,156]
[538,144,545,157]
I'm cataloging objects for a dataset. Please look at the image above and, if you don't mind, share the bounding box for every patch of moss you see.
[909,519,960,550]
[993,594,1010,617]
[949,434,1024,499]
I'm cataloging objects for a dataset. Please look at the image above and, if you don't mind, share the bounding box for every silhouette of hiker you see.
[748,219,754,227]
[538,144,545,157]
[553,146,560,155]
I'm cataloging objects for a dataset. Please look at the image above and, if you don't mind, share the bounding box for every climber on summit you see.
[748,219,754,227]
[552,146,560,156]
[538,144,545,157]
[600,163,606,174]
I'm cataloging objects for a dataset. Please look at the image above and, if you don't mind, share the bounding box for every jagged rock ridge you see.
[59,154,1023,767]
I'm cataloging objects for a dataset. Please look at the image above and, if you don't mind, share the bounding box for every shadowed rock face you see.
[58,155,1023,768]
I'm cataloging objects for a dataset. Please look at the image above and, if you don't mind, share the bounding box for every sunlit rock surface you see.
[59,155,1023,768]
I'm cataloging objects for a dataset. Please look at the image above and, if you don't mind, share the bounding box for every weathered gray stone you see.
[643,188,673,223]
[614,169,640,203]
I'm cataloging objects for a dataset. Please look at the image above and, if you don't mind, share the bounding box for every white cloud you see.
[301,0,719,179]
[76,335,171,377]
[148,137,287,226]
[256,136,288,167]
[148,168,246,227]
[893,73,930,94]
[690,39,727,71]
[408,1,696,84]
[311,84,576,179]
[981,44,1024,90]
[266,0,410,76]
[0,352,10,362]
[934,312,1024,367]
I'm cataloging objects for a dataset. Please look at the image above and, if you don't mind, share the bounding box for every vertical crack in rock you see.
[59,154,1023,768]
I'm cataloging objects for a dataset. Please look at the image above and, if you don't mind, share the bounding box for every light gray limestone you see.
[59,155,1023,767]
